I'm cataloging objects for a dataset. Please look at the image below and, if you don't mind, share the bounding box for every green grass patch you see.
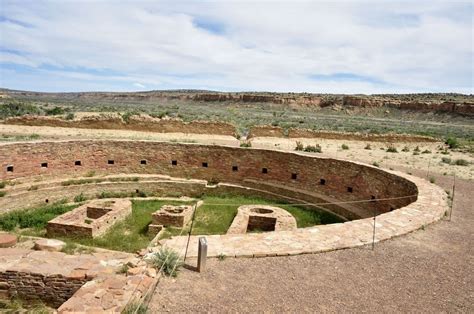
[0,201,76,232]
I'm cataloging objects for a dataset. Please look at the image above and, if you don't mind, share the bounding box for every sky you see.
[0,0,472,94]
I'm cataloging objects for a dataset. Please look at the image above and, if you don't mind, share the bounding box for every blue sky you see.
[0,0,472,93]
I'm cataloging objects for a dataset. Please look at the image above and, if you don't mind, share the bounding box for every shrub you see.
[0,191,6,197]
[364,144,371,150]
[386,146,398,153]
[414,146,420,152]
[295,141,304,151]
[240,142,251,148]
[85,170,96,177]
[84,218,92,224]
[65,112,75,120]
[429,177,436,183]
[45,106,65,116]
[422,149,431,154]
[217,253,226,261]
[122,301,149,314]
[0,101,41,119]
[150,247,183,277]
[372,161,380,167]
[304,144,322,153]
[401,146,410,152]
[121,111,139,123]
[454,159,469,166]
[413,151,420,156]
[27,185,38,191]
[445,137,460,149]
[341,144,349,150]
[0,181,5,189]
[74,193,87,202]
[441,157,452,164]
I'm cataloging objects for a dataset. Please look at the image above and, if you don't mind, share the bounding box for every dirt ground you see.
[150,170,473,313]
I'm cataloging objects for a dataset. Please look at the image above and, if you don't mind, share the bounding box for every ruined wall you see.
[3,115,238,137]
[0,270,87,308]
[0,141,418,217]
[247,125,285,138]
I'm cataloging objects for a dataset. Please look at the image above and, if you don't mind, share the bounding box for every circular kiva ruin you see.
[1,140,448,255]
[0,140,449,311]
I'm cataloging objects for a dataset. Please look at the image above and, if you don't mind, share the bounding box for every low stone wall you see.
[3,115,238,137]
[247,125,285,138]
[0,270,88,308]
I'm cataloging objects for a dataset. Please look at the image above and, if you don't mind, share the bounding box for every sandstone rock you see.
[126,267,143,276]
[34,239,66,252]
[0,233,17,248]
[146,267,157,278]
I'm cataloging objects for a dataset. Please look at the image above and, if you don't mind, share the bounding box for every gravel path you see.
[150,172,473,313]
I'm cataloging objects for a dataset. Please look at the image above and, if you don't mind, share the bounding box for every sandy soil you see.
[150,170,473,313]
[251,137,474,180]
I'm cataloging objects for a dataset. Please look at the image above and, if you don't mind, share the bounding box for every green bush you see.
[304,144,322,153]
[151,247,183,277]
[422,149,431,154]
[122,301,149,314]
[0,191,6,197]
[0,101,41,119]
[240,142,251,148]
[295,141,304,151]
[341,144,349,150]
[445,137,460,149]
[386,146,398,153]
[65,112,75,120]
[45,106,65,116]
[372,161,380,167]
[0,181,5,189]
[364,144,371,150]
[401,146,410,152]
[414,146,421,152]
[74,193,87,202]
[454,159,469,166]
[441,157,452,164]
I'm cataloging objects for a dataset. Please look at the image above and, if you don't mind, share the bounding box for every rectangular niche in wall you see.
[202,162,208,168]
[171,160,178,166]
[75,160,82,166]
[232,165,238,172]
[41,162,48,168]
[108,160,115,165]
[140,160,147,165]
[262,168,268,174]
[6,165,13,172]
[291,173,298,180]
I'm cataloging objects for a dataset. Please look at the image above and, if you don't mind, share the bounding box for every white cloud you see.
[0,0,472,93]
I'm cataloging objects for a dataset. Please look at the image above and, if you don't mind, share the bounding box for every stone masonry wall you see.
[0,270,88,308]
[0,140,418,217]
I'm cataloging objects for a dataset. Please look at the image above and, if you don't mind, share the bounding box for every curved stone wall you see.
[0,140,449,257]
[0,140,418,219]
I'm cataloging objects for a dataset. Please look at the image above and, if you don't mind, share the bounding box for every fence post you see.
[197,237,208,272]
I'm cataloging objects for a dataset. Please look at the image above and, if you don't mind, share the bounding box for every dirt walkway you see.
[150,171,473,313]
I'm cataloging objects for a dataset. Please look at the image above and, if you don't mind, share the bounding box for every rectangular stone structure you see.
[47,199,132,238]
